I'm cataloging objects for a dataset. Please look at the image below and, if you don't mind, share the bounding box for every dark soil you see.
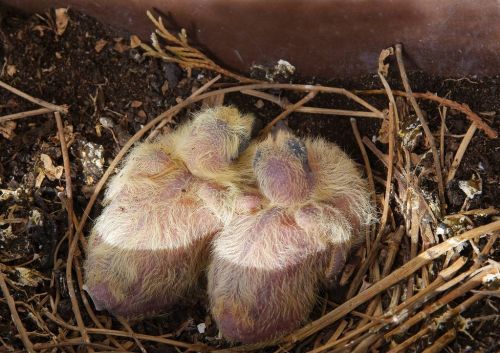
[0,7,498,353]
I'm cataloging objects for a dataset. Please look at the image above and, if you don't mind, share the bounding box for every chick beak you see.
[270,121,291,140]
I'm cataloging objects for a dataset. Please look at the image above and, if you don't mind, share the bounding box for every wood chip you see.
[131,100,143,108]
[378,47,394,77]
[130,35,141,48]
[6,65,16,77]
[55,8,69,36]
[14,267,48,287]
[113,41,130,53]
[95,39,108,53]
[161,80,169,95]
[0,121,16,139]
[40,154,63,181]
[377,116,390,143]
[35,172,45,188]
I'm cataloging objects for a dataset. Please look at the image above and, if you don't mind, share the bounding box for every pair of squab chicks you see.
[84,106,375,344]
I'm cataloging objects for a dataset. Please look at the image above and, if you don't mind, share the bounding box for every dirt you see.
[0,7,498,353]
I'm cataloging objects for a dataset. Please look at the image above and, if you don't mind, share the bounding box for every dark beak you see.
[270,121,291,139]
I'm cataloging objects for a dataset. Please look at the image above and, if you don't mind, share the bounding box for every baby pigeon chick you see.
[208,126,374,344]
[84,106,255,318]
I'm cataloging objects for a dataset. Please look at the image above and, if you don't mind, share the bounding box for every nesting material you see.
[0,11,498,353]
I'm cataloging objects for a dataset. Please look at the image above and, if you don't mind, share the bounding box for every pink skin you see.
[294,197,361,236]
[182,119,232,176]
[133,150,171,177]
[84,145,222,318]
[209,208,331,344]
[256,156,314,205]
[197,182,264,218]
[209,132,368,343]
[211,255,329,344]
[294,201,353,280]
[85,235,210,317]
[85,107,256,318]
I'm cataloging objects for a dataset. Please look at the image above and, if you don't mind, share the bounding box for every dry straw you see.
[1,12,498,353]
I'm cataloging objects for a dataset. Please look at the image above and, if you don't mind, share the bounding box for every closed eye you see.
[238,135,250,155]
[286,139,308,162]
[253,150,262,168]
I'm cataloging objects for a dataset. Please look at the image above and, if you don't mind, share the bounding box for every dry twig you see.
[446,122,478,183]
[395,44,445,209]
[302,257,476,353]
[261,90,318,135]
[439,106,447,168]
[43,309,206,351]
[142,11,257,83]
[385,266,495,338]
[116,316,148,353]
[421,328,457,353]
[281,220,500,346]
[54,111,74,237]
[0,107,53,123]
[0,273,35,353]
[2,36,498,353]
[346,104,396,299]
[0,79,68,113]
[355,89,497,139]
[243,89,382,119]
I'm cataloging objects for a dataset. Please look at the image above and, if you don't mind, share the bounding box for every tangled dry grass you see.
[0,12,499,353]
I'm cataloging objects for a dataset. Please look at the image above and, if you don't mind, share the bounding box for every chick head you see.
[253,126,314,205]
[176,106,255,179]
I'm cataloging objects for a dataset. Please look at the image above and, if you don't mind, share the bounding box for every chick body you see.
[208,129,374,343]
[84,106,255,318]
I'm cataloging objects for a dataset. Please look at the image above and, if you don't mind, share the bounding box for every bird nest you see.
[0,9,499,353]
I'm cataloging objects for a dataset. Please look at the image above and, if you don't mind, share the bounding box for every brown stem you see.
[311,257,468,353]
[395,44,445,209]
[54,112,73,231]
[43,309,207,351]
[55,111,92,350]
[261,90,318,135]
[0,80,68,113]
[421,328,457,353]
[32,339,128,351]
[354,89,497,139]
[283,221,500,345]
[350,118,376,205]
[116,316,148,353]
[0,107,53,123]
[0,273,35,353]
[243,89,382,119]
[386,326,431,353]
[346,105,396,299]
[446,122,478,183]
[385,267,494,338]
